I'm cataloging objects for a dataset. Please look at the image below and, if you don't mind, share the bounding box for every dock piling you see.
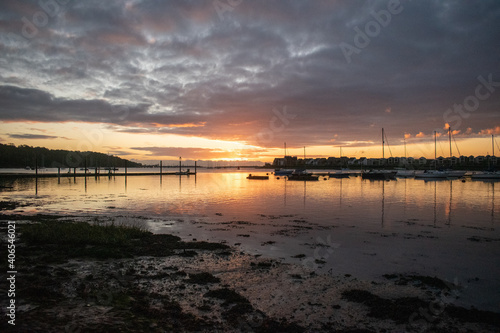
[35,154,38,195]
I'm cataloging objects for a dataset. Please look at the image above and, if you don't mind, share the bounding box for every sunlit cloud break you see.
[0,0,499,161]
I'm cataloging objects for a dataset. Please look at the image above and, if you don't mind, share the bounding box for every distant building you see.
[272,155,297,167]
[272,153,493,168]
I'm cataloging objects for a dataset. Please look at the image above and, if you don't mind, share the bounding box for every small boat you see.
[287,170,319,181]
[415,170,449,179]
[470,171,500,180]
[274,168,294,176]
[446,170,466,178]
[174,169,195,175]
[247,174,269,180]
[395,170,415,178]
[361,170,397,180]
[328,172,350,179]
[395,168,415,178]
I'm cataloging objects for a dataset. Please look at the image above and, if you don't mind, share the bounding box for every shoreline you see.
[1,214,499,332]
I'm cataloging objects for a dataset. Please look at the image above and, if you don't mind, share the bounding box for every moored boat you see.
[470,171,500,180]
[329,172,350,179]
[361,170,397,180]
[415,170,449,179]
[395,169,415,178]
[446,170,467,178]
[247,174,269,180]
[274,168,294,176]
[287,169,319,181]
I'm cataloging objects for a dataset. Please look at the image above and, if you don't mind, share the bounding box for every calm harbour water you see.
[1,168,499,311]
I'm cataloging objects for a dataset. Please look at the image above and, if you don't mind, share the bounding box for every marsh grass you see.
[21,220,148,246]
[18,219,230,261]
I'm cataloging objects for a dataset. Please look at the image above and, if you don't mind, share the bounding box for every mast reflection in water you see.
[1,169,499,311]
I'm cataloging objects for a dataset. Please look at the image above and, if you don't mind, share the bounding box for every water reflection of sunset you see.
[2,171,499,312]
[4,172,498,227]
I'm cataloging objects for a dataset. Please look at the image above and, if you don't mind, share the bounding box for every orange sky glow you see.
[1,1,499,164]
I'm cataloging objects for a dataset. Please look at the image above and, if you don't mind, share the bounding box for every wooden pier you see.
[0,171,196,179]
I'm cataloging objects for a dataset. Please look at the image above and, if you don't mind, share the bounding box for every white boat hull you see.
[415,171,449,179]
[471,172,500,180]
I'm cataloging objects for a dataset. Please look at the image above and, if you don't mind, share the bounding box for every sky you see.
[1,0,499,164]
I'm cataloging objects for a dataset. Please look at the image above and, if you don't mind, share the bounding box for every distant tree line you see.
[0,143,142,168]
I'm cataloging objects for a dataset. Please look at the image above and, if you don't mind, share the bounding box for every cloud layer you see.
[1,0,499,152]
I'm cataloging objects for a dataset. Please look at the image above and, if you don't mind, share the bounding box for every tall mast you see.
[493,135,495,157]
[434,130,437,170]
[448,127,452,157]
[434,131,437,160]
[404,137,407,159]
[382,128,385,159]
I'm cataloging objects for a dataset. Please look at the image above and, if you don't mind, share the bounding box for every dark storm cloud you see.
[1,0,499,148]
[8,133,59,139]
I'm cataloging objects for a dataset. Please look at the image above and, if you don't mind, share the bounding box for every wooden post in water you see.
[35,154,38,194]
[160,161,162,182]
[194,161,197,174]
[179,157,182,174]
[125,160,127,176]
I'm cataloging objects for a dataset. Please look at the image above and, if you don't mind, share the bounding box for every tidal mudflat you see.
[0,213,499,332]
[1,172,499,331]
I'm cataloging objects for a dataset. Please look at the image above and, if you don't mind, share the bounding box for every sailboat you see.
[361,128,397,180]
[471,171,500,180]
[274,142,294,176]
[445,126,466,177]
[416,131,448,179]
[471,135,500,180]
[415,128,465,179]
[395,137,415,177]
[329,147,351,178]
[286,146,319,181]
